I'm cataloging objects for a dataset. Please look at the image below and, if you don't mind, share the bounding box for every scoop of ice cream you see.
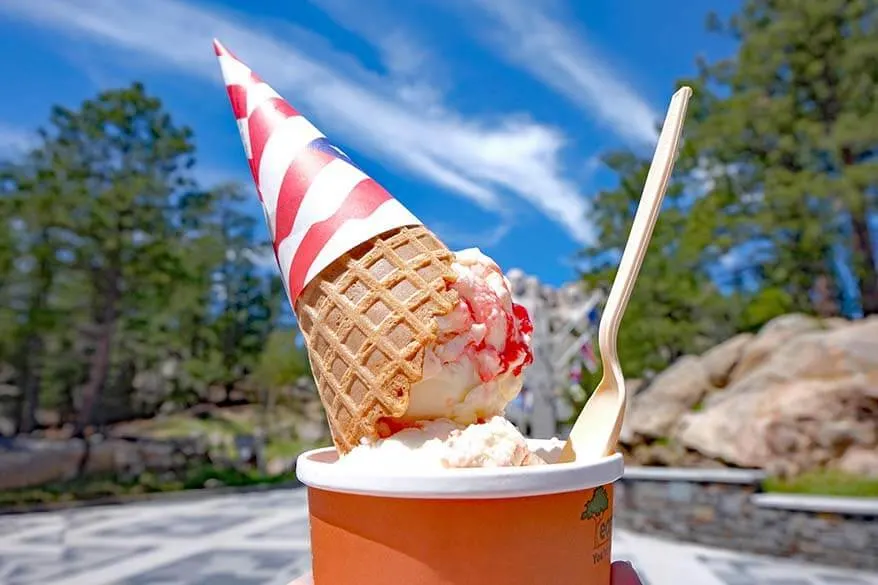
[386,248,533,428]
[338,416,545,469]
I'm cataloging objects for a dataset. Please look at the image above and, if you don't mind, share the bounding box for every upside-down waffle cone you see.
[294,225,459,454]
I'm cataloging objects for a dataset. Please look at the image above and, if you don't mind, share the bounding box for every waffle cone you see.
[294,225,459,454]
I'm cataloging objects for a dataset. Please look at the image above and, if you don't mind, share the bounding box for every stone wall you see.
[0,436,212,491]
[615,467,878,571]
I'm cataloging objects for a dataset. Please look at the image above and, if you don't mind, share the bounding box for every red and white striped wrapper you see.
[213,39,422,305]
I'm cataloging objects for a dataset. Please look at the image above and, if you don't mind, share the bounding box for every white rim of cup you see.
[295,439,625,500]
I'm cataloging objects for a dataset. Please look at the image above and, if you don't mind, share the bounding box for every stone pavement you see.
[0,488,876,585]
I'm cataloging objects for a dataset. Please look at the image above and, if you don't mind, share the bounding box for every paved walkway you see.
[0,489,876,585]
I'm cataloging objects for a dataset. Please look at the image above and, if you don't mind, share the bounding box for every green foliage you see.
[578,0,878,382]
[764,470,878,498]
[0,82,308,435]
[738,287,795,332]
[694,0,878,314]
[255,329,312,390]
[579,148,742,379]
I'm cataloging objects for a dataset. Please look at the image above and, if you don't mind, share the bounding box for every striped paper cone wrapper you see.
[213,39,424,304]
[214,40,459,453]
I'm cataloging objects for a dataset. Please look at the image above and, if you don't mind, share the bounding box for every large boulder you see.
[728,313,822,382]
[837,447,878,477]
[622,355,711,441]
[0,438,142,490]
[700,333,753,388]
[676,317,878,475]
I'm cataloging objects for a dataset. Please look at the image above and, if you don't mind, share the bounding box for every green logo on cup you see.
[581,486,609,520]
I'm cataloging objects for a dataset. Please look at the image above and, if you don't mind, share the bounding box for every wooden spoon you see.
[557,87,693,464]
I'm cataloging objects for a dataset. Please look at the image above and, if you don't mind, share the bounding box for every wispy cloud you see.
[0,123,38,158]
[310,0,445,110]
[431,217,515,250]
[309,0,436,81]
[242,246,279,270]
[444,0,659,147]
[0,0,595,244]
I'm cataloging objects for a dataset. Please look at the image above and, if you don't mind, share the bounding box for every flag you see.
[580,339,598,373]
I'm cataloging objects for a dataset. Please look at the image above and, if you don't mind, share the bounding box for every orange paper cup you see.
[296,440,624,585]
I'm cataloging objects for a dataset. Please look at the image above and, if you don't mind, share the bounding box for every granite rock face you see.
[624,356,712,440]
[621,314,878,476]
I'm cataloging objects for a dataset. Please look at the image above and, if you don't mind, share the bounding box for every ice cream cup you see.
[295,439,624,585]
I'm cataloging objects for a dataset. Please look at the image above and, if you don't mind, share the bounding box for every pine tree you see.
[695,0,878,314]
[32,83,199,433]
[210,182,283,403]
[579,141,743,379]
[0,144,82,432]
[1,82,310,442]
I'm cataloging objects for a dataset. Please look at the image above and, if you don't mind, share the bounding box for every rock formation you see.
[620,314,878,477]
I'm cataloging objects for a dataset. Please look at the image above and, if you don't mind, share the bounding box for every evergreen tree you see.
[23,83,200,432]
[694,0,878,314]
[0,82,310,440]
[579,142,743,379]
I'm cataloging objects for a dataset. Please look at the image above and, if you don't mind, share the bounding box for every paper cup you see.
[296,439,624,585]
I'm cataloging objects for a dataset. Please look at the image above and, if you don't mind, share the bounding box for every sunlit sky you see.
[0,0,738,286]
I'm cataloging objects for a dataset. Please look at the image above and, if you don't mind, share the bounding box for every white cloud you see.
[0,0,595,244]
[308,0,449,113]
[0,123,38,158]
[447,0,659,147]
[243,247,279,270]
[379,30,432,79]
[431,216,514,249]
[309,0,433,79]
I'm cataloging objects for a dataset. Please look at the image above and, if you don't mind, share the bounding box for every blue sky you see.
[0,0,738,287]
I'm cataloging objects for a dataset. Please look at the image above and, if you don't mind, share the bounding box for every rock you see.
[678,375,878,475]
[0,363,15,384]
[159,358,180,379]
[617,380,647,444]
[302,398,327,422]
[629,443,676,466]
[700,333,753,388]
[817,421,876,450]
[622,355,711,441]
[266,457,294,476]
[622,440,726,468]
[132,370,166,408]
[0,383,18,399]
[836,448,878,477]
[627,379,645,396]
[762,312,824,336]
[705,317,878,409]
[619,397,637,445]
[728,313,822,382]
[296,419,328,444]
[35,409,60,427]
[676,318,878,475]
[823,317,851,330]
[0,438,128,490]
[619,314,878,475]
[156,401,174,415]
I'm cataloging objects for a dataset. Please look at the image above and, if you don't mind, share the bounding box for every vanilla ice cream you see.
[339,416,545,469]
[393,248,533,426]
[336,248,539,469]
